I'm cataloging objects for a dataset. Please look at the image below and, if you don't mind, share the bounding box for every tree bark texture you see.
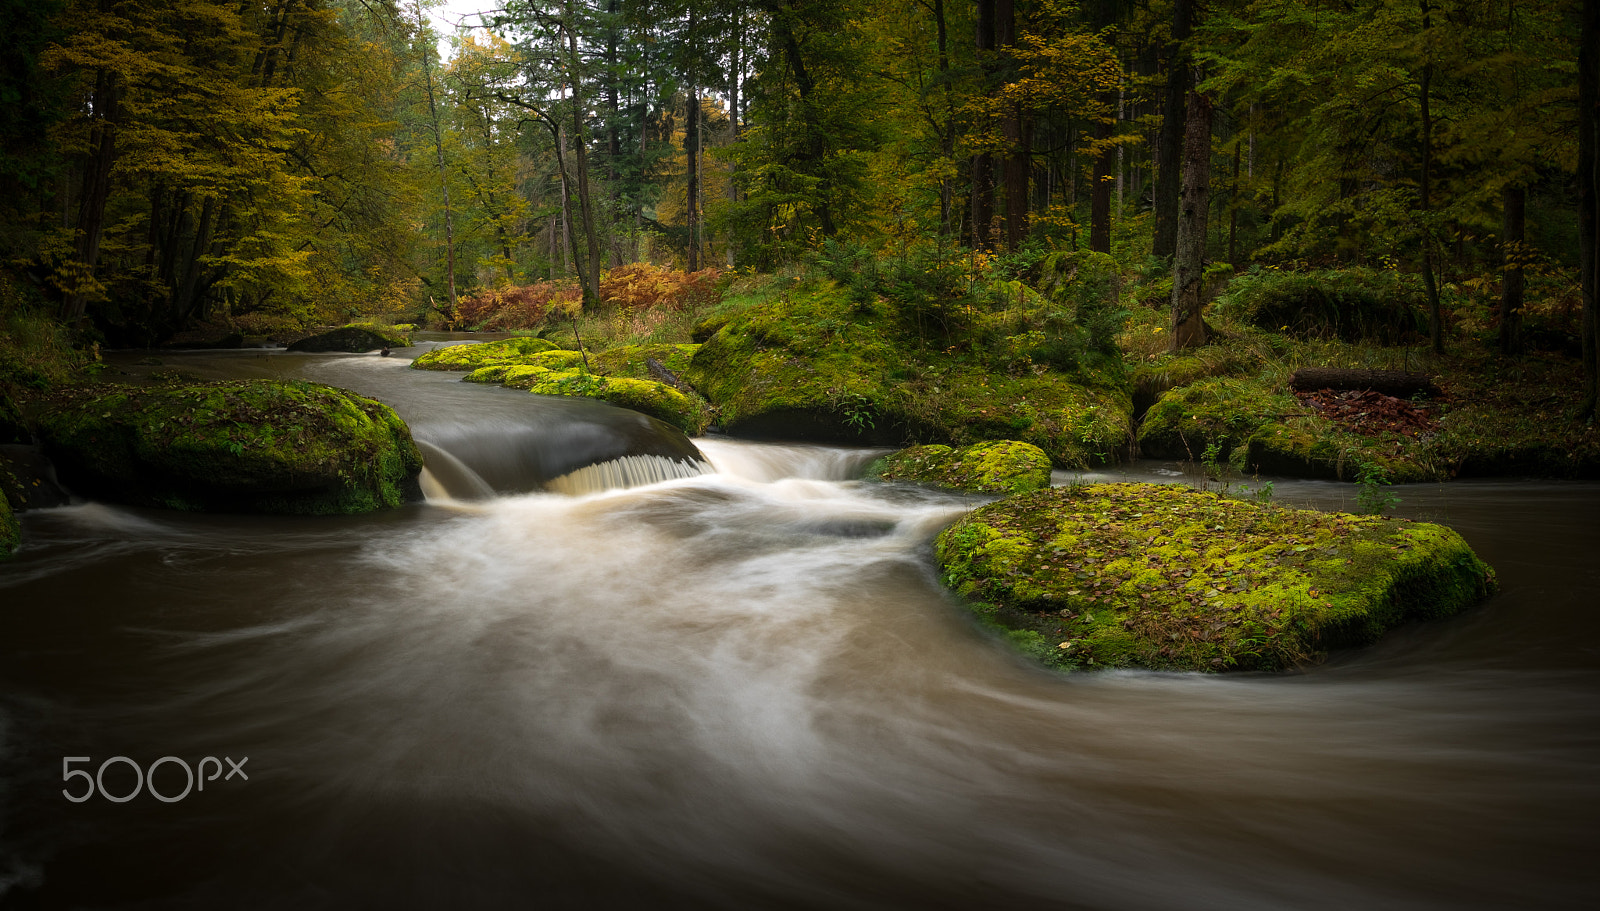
[1581,0,1599,417]
[970,0,997,250]
[1499,183,1526,356]
[1419,0,1444,355]
[1169,89,1212,352]
[1152,0,1192,260]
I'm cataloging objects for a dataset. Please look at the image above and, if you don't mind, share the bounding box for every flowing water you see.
[0,347,1596,909]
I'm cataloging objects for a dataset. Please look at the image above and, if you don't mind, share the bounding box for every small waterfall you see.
[416,440,495,501]
[546,454,711,495]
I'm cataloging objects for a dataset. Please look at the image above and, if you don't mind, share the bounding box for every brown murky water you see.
[0,347,1595,909]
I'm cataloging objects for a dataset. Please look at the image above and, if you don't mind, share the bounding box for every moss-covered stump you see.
[286,325,410,353]
[867,441,1052,494]
[36,380,424,514]
[935,482,1494,672]
[685,281,1131,464]
[410,336,558,370]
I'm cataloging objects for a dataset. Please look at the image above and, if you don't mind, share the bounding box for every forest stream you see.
[0,343,1596,909]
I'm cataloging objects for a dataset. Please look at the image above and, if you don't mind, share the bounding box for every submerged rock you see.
[867,441,1052,495]
[935,482,1494,672]
[36,380,424,514]
[684,279,1131,465]
[286,325,411,353]
[410,336,557,370]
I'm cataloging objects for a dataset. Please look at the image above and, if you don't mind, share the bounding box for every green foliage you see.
[1212,267,1427,344]
[1355,459,1401,514]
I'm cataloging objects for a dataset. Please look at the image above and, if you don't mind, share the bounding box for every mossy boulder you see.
[35,380,424,514]
[461,345,712,435]
[685,280,1132,464]
[866,441,1052,494]
[286,324,410,353]
[588,343,700,381]
[526,371,707,435]
[410,336,558,370]
[935,482,1495,672]
[1212,268,1427,344]
[1138,375,1433,481]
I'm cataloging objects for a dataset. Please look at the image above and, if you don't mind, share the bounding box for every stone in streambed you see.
[866,441,1052,495]
[409,336,557,370]
[935,482,1494,672]
[36,380,423,514]
[286,325,410,353]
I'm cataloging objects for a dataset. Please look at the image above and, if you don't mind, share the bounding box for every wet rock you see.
[935,482,1495,672]
[866,441,1051,495]
[286,325,410,353]
[410,336,558,370]
[35,380,423,515]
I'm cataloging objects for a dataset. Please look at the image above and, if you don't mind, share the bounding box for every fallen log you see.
[1289,367,1440,398]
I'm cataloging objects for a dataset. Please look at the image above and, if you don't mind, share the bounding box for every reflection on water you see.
[0,353,1596,909]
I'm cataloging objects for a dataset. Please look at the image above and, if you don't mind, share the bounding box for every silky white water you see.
[0,349,1594,909]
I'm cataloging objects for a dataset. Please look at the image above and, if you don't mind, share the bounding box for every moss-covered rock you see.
[935,482,1495,672]
[525,371,708,435]
[866,441,1052,494]
[460,345,712,434]
[1137,374,1436,481]
[588,343,700,381]
[35,380,424,514]
[410,336,558,371]
[286,324,410,353]
[685,280,1132,464]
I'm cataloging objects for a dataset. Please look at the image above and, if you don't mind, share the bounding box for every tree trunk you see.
[1580,0,1599,418]
[417,16,457,316]
[998,0,1027,250]
[686,85,700,271]
[62,69,120,324]
[971,0,996,250]
[1152,0,1193,260]
[1090,117,1113,253]
[1499,183,1526,356]
[1419,0,1444,355]
[562,8,602,307]
[1169,88,1212,352]
[933,0,954,240]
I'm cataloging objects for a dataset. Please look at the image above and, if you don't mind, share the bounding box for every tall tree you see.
[1170,85,1212,351]
[1152,0,1193,259]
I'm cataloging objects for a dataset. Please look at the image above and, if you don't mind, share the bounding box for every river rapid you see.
[1,345,1596,909]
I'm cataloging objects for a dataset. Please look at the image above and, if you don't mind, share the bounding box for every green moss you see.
[685,280,1133,463]
[1138,374,1434,481]
[410,336,559,371]
[868,441,1052,494]
[35,380,424,515]
[525,372,708,434]
[588,343,700,380]
[934,482,1495,672]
